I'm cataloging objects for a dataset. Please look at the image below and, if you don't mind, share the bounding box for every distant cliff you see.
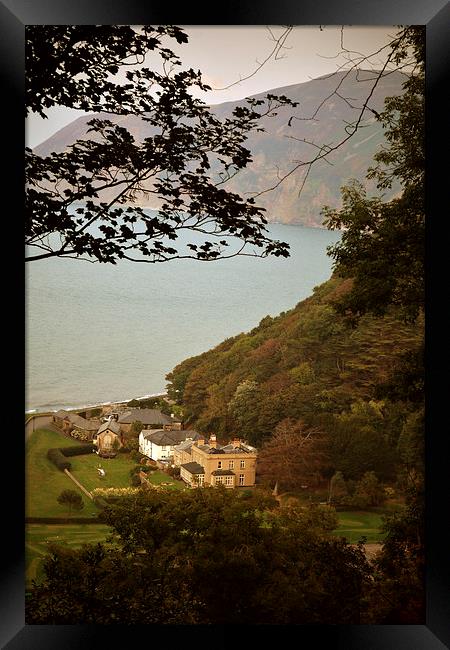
[34,69,405,227]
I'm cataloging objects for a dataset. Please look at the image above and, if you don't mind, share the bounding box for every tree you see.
[27,487,371,624]
[26,25,298,265]
[128,420,144,438]
[323,26,424,323]
[227,379,262,444]
[57,489,84,515]
[257,418,329,491]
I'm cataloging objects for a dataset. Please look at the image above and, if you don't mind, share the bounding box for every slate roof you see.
[96,420,121,436]
[118,408,179,425]
[181,462,205,475]
[142,429,201,447]
[172,439,195,453]
[67,413,100,431]
[54,410,69,419]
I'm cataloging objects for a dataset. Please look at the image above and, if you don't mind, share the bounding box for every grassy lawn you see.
[70,452,137,491]
[26,428,99,518]
[26,523,112,588]
[145,470,185,490]
[332,510,387,544]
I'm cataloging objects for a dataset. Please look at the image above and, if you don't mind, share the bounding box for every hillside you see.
[166,275,423,477]
[34,69,404,227]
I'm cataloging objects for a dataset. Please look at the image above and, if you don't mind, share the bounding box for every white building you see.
[139,429,201,462]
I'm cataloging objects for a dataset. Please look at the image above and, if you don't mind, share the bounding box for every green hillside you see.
[166,275,423,483]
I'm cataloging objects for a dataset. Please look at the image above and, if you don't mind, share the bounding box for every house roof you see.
[141,429,201,447]
[96,420,121,436]
[172,438,196,453]
[181,462,205,475]
[67,413,100,431]
[55,410,69,419]
[118,408,179,425]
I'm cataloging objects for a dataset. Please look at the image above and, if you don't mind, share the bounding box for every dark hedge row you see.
[47,444,95,471]
[61,443,95,457]
[25,517,100,524]
[47,448,71,471]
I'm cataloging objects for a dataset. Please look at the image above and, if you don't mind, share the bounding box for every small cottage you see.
[93,419,123,456]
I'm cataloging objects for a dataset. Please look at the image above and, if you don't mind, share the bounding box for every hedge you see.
[61,444,95,457]
[47,448,72,472]
[92,496,109,510]
[46,444,96,471]
[25,516,100,524]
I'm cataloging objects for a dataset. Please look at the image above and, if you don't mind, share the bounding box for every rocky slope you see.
[34,69,404,227]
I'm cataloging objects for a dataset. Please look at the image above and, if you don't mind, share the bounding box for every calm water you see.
[25,224,341,412]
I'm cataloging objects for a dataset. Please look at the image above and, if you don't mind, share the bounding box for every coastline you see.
[25,391,168,415]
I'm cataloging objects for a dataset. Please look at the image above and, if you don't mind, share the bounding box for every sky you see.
[26,25,397,149]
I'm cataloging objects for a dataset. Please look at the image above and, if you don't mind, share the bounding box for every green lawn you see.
[145,470,185,490]
[26,523,112,588]
[332,510,387,544]
[69,452,137,491]
[26,428,99,517]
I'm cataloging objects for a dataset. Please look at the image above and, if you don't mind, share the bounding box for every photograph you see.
[2,1,449,647]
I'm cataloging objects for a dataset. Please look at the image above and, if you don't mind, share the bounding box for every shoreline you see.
[25,391,168,415]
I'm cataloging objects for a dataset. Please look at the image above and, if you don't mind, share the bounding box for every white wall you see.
[138,433,172,461]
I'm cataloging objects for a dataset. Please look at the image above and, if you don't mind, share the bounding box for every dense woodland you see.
[26,26,425,625]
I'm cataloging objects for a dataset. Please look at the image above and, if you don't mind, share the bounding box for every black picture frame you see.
[4,0,449,647]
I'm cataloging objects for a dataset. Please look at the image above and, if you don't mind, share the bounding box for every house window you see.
[225,476,233,486]
[217,460,222,469]
[229,460,234,469]
[196,475,204,486]
[239,474,245,486]
[240,460,245,469]
[215,476,224,485]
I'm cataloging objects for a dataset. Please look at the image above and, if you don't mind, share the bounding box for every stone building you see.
[93,420,123,455]
[174,435,258,488]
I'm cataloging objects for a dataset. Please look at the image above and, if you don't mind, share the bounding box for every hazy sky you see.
[26,25,397,149]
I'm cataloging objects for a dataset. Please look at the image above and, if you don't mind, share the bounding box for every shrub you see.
[57,489,84,514]
[130,465,151,477]
[61,444,95,457]
[131,474,142,487]
[165,466,180,479]
[91,487,140,497]
[93,495,108,509]
[47,448,71,472]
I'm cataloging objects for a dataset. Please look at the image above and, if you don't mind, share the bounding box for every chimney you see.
[196,436,205,447]
[209,434,217,448]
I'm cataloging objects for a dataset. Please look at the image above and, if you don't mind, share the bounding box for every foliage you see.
[57,489,84,515]
[323,26,424,323]
[166,276,422,447]
[27,488,372,624]
[127,396,174,415]
[60,443,95,457]
[330,471,386,509]
[47,448,71,472]
[257,418,330,491]
[363,484,425,623]
[128,420,144,438]
[26,25,297,265]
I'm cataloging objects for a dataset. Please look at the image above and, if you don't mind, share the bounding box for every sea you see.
[25,223,341,413]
